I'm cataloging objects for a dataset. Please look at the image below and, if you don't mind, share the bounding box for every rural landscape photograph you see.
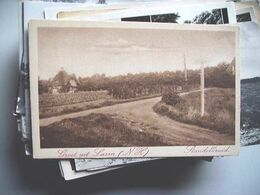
[121,7,229,24]
[37,25,237,148]
[240,21,260,146]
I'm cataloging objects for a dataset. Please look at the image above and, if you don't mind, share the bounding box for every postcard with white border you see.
[29,20,240,159]
[59,160,122,181]
[68,2,237,24]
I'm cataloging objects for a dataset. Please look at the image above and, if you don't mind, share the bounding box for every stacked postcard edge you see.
[29,20,240,159]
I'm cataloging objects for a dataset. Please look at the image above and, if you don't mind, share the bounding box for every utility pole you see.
[183,53,187,84]
[200,62,205,116]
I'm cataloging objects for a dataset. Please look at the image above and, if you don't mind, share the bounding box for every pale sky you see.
[240,21,260,79]
[38,26,235,80]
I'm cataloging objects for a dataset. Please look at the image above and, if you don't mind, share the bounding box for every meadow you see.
[153,88,235,134]
[240,79,260,145]
[39,90,110,107]
[40,113,168,148]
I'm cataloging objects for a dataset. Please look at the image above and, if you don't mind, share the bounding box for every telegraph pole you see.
[200,62,205,116]
[183,53,187,84]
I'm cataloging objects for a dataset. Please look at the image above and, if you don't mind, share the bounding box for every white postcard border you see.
[29,20,240,159]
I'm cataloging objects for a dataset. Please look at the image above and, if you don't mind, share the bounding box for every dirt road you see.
[40,90,234,145]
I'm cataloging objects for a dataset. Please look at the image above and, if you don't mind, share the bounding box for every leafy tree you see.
[184,9,223,24]
[151,13,180,23]
[162,91,182,106]
[205,62,235,88]
[40,59,235,98]
[38,80,49,94]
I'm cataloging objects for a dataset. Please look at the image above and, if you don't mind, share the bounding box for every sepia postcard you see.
[29,20,240,158]
[42,1,235,165]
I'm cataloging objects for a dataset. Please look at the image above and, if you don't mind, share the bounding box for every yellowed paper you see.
[29,20,240,159]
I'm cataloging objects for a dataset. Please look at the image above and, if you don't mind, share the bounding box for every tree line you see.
[39,61,235,99]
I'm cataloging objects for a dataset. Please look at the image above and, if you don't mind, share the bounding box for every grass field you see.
[39,90,111,107]
[40,113,169,148]
[153,88,235,134]
[241,81,260,146]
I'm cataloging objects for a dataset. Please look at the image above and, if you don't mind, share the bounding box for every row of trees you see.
[184,8,227,24]
[77,70,202,99]
[39,61,235,99]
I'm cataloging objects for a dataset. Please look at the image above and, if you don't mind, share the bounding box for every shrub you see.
[161,91,182,106]
[153,88,235,135]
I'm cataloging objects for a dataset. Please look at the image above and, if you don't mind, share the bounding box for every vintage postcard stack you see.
[14,0,260,180]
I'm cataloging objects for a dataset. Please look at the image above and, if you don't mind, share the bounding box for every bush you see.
[153,88,235,135]
[161,91,182,106]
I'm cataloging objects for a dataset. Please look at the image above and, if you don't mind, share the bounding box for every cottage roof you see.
[51,70,79,87]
